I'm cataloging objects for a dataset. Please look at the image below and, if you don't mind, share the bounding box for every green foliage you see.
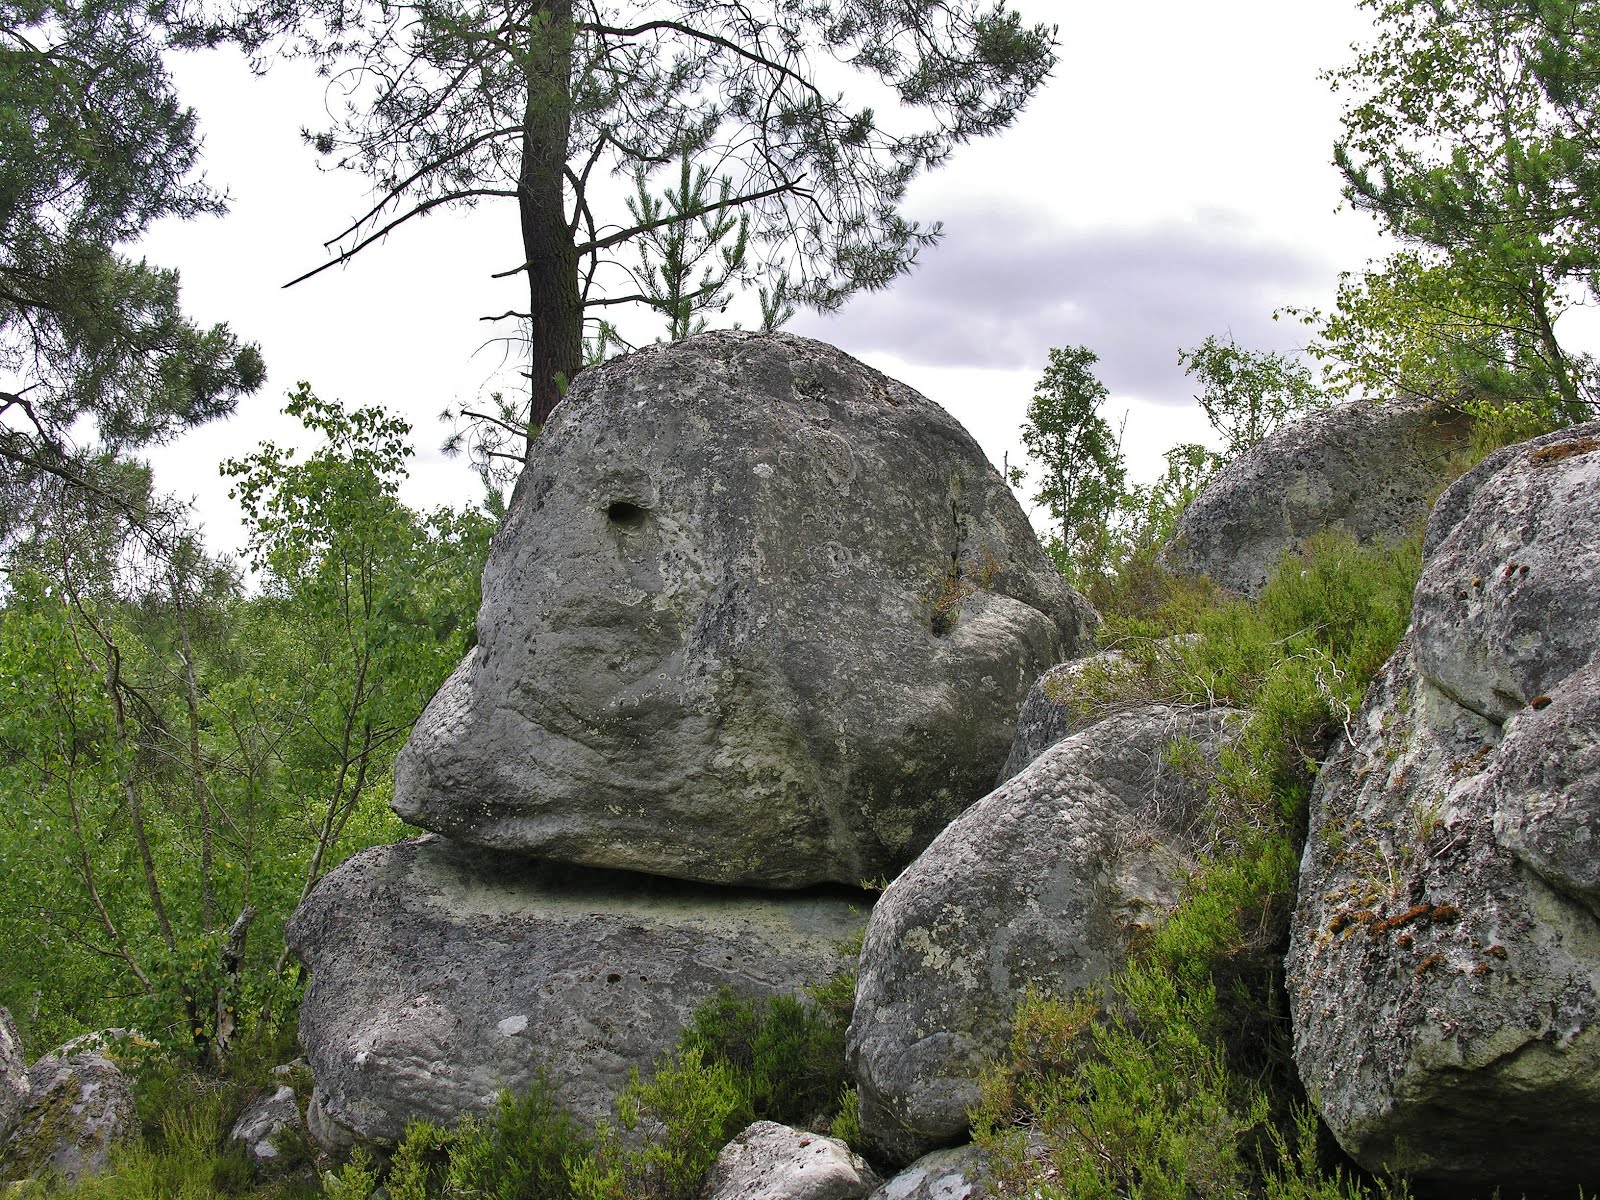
[0,0,262,540]
[1016,345,1128,585]
[1178,334,1324,459]
[1327,0,1600,422]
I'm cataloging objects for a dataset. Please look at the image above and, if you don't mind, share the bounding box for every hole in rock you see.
[606,500,650,529]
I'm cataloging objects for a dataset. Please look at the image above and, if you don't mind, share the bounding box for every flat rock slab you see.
[287,836,866,1147]
[700,1121,880,1200]
[1289,424,1600,1190]
[394,331,1095,888]
[850,704,1245,1164]
[1162,395,1471,597]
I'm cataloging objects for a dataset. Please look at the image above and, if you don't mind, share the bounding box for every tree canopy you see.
[1328,0,1600,422]
[0,0,264,539]
[254,0,1057,471]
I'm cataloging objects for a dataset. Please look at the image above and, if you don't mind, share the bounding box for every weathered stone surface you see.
[867,1144,992,1200]
[288,836,865,1148]
[229,1085,302,1167]
[849,704,1246,1164]
[0,1007,26,1146]
[700,1121,880,1200]
[394,331,1095,888]
[0,1049,136,1184]
[1162,395,1472,596]
[1412,421,1600,723]
[1289,429,1600,1188]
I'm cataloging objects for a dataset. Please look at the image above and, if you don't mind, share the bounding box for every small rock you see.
[699,1121,880,1200]
[866,1143,992,1199]
[229,1084,302,1167]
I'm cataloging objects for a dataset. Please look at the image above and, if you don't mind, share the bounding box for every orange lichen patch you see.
[1530,696,1553,710]
[1396,933,1414,950]
[1529,436,1599,464]
[1415,952,1445,978]
[1471,962,1492,977]
[1329,909,1378,935]
[1369,903,1433,939]
[1430,903,1461,923]
[1486,943,1508,959]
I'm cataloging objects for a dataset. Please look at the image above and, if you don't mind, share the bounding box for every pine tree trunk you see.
[518,0,582,448]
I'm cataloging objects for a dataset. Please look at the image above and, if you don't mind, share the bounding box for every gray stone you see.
[0,1007,26,1146]
[229,1085,302,1166]
[394,331,1095,888]
[867,1144,992,1200]
[1162,395,1472,597]
[849,704,1246,1164]
[1412,421,1600,723]
[699,1121,880,1200]
[288,836,865,1149]
[1288,426,1600,1190]
[0,1049,136,1184]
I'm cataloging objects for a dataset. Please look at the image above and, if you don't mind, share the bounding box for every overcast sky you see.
[140,0,1394,555]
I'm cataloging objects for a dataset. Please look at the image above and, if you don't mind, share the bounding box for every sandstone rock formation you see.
[1288,423,1600,1188]
[0,1008,25,1147]
[288,836,865,1146]
[0,1048,136,1184]
[1162,395,1472,596]
[699,1121,880,1200]
[394,331,1095,888]
[850,704,1246,1164]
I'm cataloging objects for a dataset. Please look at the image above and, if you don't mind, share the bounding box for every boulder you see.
[394,331,1095,888]
[867,1144,992,1200]
[0,1007,26,1145]
[1,1048,136,1184]
[228,1085,302,1167]
[1162,395,1472,596]
[849,704,1247,1164]
[1287,425,1600,1189]
[700,1121,880,1200]
[288,836,865,1148]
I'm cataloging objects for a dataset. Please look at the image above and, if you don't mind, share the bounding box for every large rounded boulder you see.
[849,703,1246,1164]
[394,332,1094,888]
[1287,424,1600,1190]
[1162,395,1472,597]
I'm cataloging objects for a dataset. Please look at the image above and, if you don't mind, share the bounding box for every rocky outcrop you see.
[1162,395,1472,596]
[0,1008,26,1146]
[868,1144,992,1199]
[0,1048,136,1184]
[229,1085,302,1167]
[288,836,865,1147]
[394,331,1095,889]
[1288,424,1600,1188]
[849,704,1246,1164]
[699,1121,880,1200]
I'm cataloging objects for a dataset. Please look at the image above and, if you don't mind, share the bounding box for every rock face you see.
[849,704,1246,1164]
[1162,395,1472,596]
[699,1121,880,1200]
[288,836,865,1146]
[1,1049,136,1184]
[1288,424,1600,1188]
[0,1008,25,1146]
[394,331,1095,888]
